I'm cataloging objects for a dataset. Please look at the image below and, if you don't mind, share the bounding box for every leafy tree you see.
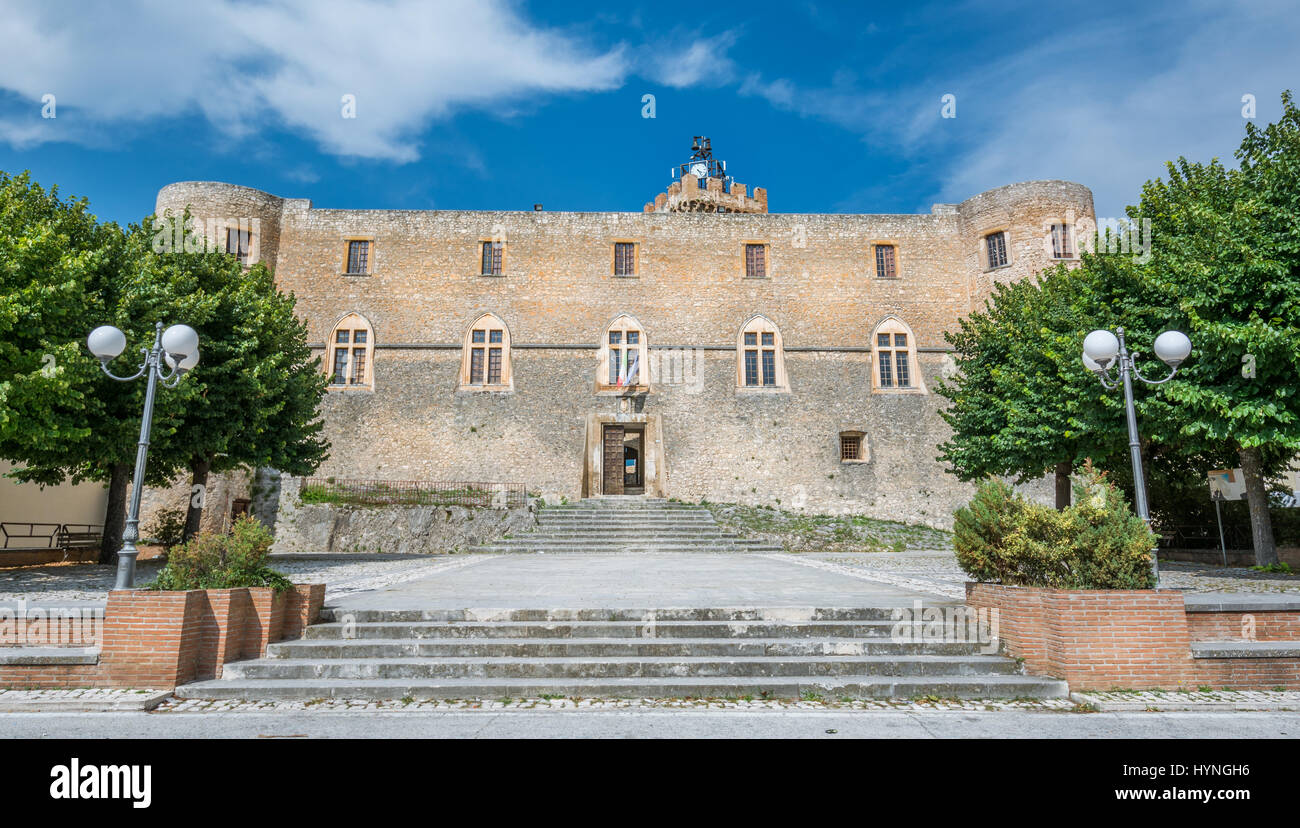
[1,174,329,561]
[117,214,330,541]
[1134,91,1300,564]
[0,171,163,562]
[937,266,1105,508]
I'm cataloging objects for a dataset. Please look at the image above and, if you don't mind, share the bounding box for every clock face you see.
[690,162,708,178]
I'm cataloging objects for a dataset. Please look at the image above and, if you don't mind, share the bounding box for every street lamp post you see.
[1082,326,1192,584]
[87,321,200,589]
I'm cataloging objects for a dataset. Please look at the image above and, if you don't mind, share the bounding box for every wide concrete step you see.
[472,543,782,554]
[507,530,743,538]
[175,674,1069,701]
[268,637,993,659]
[317,606,929,623]
[303,620,918,640]
[225,654,1020,680]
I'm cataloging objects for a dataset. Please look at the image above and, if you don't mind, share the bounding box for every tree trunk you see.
[1238,446,1278,567]
[183,457,212,542]
[1054,461,1072,510]
[99,462,130,565]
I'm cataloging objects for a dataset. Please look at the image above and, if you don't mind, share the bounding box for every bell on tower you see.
[644,137,767,214]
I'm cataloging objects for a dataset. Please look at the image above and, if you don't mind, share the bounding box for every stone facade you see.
[154,173,1094,529]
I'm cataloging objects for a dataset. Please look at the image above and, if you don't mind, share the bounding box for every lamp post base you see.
[113,545,139,590]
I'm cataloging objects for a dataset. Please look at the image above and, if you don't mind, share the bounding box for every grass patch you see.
[702,502,952,553]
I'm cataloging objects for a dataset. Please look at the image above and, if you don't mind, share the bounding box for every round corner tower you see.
[956,180,1095,309]
[154,181,287,272]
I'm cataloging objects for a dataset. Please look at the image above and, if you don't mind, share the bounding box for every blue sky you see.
[1,0,1297,226]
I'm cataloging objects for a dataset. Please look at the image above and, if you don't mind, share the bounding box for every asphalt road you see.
[4,709,1300,738]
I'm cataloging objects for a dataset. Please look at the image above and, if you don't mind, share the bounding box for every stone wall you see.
[272,477,538,555]
[154,178,1088,529]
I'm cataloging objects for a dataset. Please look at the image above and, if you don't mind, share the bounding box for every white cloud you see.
[738,1,1300,217]
[0,0,632,161]
[639,31,739,88]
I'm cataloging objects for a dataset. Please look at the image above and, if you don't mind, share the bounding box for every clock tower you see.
[643,136,768,214]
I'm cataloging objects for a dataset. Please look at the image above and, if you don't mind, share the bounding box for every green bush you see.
[147,515,293,592]
[954,464,1156,589]
[144,506,186,551]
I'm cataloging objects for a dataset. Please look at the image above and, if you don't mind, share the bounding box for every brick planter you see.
[0,583,325,690]
[967,583,1300,691]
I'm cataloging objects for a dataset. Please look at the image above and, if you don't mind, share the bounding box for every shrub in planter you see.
[146,515,293,592]
[954,463,1156,589]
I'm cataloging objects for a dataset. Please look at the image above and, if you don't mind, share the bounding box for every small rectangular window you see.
[226,228,252,264]
[1050,224,1072,258]
[744,332,757,347]
[840,435,862,461]
[986,231,1007,268]
[614,242,636,276]
[875,245,897,278]
[346,240,370,274]
[336,330,351,344]
[489,329,503,344]
[745,243,766,278]
[472,330,486,344]
[481,241,504,275]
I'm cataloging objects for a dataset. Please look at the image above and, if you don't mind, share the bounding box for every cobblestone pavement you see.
[0,556,452,604]
[802,551,1300,596]
[1072,689,1300,711]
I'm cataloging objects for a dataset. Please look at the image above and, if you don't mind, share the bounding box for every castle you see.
[153,143,1094,529]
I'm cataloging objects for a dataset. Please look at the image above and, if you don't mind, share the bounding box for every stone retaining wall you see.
[271,477,537,555]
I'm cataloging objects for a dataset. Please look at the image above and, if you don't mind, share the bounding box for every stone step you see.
[303,620,920,640]
[267,637,993,659]
[470,546,785,555]
[224,654,1020,680]
[317,606,931,623]
[175,674,1069,701]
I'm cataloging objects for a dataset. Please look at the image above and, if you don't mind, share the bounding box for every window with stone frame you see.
[599,315,647,390]
[985,231,1008,268]
[871,317,922,392]
[345,240,370,274]
[744,243,767,278]
[1050,223,1073,258]
[225,227,253,265]
[481,240,504,275]
[875,244,897,278]
[613,242,637,277]
[737,316,787,390]
[840,433,864,462]
[460,313,511,389]
[327,313,374,390]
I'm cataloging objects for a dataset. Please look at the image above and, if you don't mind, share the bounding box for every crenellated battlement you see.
[643,173,768,214]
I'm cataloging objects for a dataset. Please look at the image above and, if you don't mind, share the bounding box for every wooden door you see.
[602,425,625,495]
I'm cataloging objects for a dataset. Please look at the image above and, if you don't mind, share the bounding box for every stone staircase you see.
[470,497,784,554]
[173,606,1069,701]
